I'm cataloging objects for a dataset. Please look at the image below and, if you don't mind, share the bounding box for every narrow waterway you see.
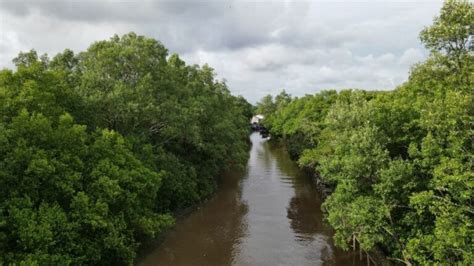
[139,132,363,265]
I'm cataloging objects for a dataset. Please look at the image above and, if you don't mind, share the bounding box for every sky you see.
[0,0,444,103]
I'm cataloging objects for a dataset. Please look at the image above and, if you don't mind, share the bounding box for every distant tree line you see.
[257,1,473,265]
[0,33,252,264]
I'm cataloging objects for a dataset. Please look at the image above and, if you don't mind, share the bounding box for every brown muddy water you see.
[139,132,364,266]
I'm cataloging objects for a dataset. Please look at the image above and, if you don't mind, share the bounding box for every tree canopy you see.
[258,1,473,264]
[0,33,252,265]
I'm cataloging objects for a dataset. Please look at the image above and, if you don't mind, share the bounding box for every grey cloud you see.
[1,1,220,23]
[0,0,444,102]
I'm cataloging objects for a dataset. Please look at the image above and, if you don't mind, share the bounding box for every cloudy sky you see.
[0,0,443,102]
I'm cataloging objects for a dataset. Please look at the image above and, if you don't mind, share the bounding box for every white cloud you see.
[0,0,443,103]
[399,48,426,66]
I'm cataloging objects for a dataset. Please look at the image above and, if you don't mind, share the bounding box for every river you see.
[139,132,364,265]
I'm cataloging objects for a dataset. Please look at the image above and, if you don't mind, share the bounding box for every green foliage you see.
[419,0,474,89]
[260,1,473,264]
[420,0,473,63]
[255,94,276,117]
[0,33,251,264]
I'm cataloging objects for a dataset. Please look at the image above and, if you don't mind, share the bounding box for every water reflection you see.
[139,133,363,266]
[139,168,248,265]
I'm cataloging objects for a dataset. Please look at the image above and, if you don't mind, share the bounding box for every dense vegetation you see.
[257,1,473,265]
[0,33,252,264]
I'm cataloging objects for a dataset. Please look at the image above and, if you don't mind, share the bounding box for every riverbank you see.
[268,137,390,266]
